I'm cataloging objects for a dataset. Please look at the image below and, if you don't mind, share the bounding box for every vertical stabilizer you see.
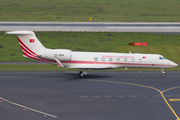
[6,31,48,61]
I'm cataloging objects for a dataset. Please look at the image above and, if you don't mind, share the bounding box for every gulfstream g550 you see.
[6,31,178,77]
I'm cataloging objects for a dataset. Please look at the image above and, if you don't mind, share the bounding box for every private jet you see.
[6,31,178,77]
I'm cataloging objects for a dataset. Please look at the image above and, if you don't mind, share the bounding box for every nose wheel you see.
[162,73,166,77]
[160,69,166,77]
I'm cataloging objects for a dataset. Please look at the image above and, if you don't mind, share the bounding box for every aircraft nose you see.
[170,61,178,67]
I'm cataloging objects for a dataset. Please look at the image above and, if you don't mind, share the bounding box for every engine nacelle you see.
[39,49,72,61]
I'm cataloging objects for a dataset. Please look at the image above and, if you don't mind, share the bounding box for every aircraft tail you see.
[6,31,48,61]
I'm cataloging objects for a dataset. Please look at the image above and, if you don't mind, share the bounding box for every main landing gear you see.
[160,69,166,77]
[79,69,87,78]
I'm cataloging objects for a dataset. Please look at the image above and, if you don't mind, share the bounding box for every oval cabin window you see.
[124,58,128,62]
[94,57,98,61]
[131,58,135,62]
[116,58,120,61]
[101,57,106,61]
[109,58,113,61]
[139,58,142,62]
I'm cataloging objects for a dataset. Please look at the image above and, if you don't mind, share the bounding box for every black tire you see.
[79,71,84,78]
[162,74,166,77]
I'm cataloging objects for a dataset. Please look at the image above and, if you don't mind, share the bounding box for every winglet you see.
[54,57,65,68]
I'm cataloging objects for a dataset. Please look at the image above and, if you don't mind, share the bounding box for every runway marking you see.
[80,95,175,98]
[81,96,87,98]
[106,27,180,29]
[117,96,124,97]
[113,76,180,78]
[169,99,180,102]
[162,86,180,93]
[81,79,180,120]
[0,97,58,118]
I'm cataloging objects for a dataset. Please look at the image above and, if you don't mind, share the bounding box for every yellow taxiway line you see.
[81,79,180,120]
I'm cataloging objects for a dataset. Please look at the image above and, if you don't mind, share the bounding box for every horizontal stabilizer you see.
[55,57,65,68]
[6,31,34,35]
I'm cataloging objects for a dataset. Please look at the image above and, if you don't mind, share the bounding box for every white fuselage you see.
[66,52,177,69]
[39,50,177,69]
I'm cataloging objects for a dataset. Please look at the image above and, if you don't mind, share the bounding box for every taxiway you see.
[0,71,180,120]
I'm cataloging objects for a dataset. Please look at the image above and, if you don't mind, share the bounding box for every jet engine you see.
[38,49,72,61]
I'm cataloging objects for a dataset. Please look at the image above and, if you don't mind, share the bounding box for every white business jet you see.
[6,31,178,77]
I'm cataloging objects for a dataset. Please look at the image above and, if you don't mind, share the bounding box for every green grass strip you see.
[0,0,180,22]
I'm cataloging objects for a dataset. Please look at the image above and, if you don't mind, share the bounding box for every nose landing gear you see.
[160,69,166,77]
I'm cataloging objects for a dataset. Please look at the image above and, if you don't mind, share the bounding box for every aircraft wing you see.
[54,57,65,68]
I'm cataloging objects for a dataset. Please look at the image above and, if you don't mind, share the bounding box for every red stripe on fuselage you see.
[62,60,176,67]
[62,60,152,66]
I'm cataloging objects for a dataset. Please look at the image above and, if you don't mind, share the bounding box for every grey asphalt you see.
[1,22,180,32]
[0,71,180,120]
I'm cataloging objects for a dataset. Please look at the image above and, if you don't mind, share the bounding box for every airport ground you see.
[0,71,180,120]
[1,0,180,119]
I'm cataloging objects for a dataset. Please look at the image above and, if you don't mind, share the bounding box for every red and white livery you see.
[6,31,178,77]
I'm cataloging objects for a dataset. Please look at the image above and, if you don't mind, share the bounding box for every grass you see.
[0,0,180,22]
[0,31,180,71]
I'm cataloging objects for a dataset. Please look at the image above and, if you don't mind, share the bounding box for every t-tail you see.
[6,31,71,64]
[6,31,52,62]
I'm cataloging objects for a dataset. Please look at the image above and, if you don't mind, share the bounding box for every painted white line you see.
[0,97,58,118]
[106,27,180,29]
[103,22,180,24]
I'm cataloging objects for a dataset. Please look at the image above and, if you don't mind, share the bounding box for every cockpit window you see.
[159,56,167,60]
[163,57,167,60]
[159,57,163,60]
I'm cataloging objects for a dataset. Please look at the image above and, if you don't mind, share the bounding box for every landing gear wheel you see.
[160,69,166,77]
[79,71,84,78]
[162,73,166,77]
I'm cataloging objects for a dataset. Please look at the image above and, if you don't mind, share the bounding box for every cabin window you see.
[101,57,106,61]
[131,58,135,62]
[109,58,113,61]
[139,58,142,62]
[94,57,98,61]
[124,58,128,62]
[116,58,120,61]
